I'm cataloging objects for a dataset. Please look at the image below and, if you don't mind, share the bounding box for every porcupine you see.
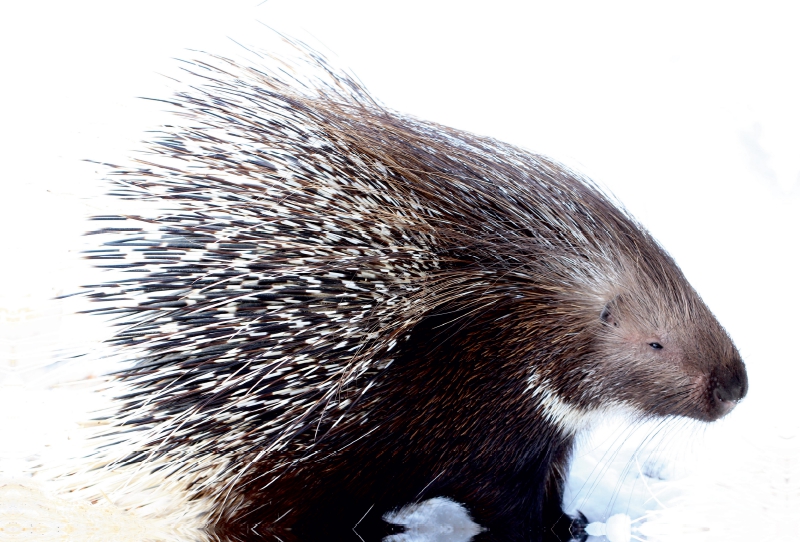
[84,49,748,542]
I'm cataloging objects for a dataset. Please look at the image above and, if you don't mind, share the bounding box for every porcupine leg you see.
[540,499,588,542]
[463,466,583,542]
[538,451,589,542]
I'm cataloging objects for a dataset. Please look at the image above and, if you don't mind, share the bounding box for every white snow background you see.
[1,1,798,541]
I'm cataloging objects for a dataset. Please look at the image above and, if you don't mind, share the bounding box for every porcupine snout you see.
[709,359,748,417]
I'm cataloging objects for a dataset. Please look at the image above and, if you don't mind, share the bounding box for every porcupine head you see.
[70,48,747,542]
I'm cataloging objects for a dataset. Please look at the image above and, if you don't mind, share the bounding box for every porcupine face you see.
[591,275,748,423]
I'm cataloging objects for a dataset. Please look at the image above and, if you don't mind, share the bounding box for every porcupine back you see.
[81,50,731,535]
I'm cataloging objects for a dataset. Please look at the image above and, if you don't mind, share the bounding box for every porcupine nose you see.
[711,362,747,417]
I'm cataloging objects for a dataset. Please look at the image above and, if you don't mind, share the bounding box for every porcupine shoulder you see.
[85,50,747,542]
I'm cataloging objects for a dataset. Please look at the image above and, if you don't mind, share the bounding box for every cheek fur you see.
[586,345,702,419]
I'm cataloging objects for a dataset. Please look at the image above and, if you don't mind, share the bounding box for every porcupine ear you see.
[600,299,620,328]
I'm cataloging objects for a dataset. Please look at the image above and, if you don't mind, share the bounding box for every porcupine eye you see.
[649,342,663,350]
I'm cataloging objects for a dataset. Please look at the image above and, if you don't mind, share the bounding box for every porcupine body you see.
[86,51,747,542]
